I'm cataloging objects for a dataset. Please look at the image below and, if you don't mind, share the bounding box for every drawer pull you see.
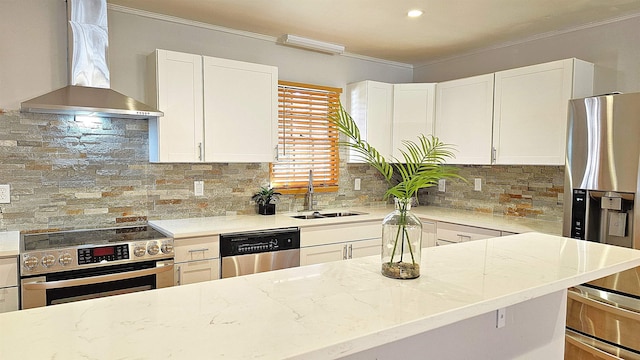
[188,248,209,253]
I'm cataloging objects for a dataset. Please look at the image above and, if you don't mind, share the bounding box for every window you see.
[270,81,342,194]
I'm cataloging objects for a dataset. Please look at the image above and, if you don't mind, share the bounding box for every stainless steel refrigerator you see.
[563,92,640,359]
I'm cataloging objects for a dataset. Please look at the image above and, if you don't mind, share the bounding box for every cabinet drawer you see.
[437,222,500,243]
[301,221,381,247]
[0,257,18,287]
[176,259,219,286]
[174,236,219,262]
[0,287,18,313]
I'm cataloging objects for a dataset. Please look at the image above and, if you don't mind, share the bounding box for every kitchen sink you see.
[290,211,366,220]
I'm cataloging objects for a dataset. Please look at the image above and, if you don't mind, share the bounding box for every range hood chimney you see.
[20,0,163,119]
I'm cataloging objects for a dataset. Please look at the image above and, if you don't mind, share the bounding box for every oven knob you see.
[147,242,160,256]
[134,245,146,257]
[41,254,56,268]
[161,242,173,254]
[58,253,73,266]
[24,255,39,270]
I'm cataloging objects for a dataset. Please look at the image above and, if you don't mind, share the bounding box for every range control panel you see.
[78,244,130,265]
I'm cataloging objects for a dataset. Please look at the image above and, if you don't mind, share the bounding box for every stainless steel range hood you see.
[21,0,162,119]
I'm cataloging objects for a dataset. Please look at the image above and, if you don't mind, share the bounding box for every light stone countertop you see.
[0,231,19,257]
[149,205,562,238]
[0,233,639,359]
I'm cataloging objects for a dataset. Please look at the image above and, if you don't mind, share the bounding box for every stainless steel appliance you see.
[564,92,640,358]
[20,226,174,309]
[220,228,300,278]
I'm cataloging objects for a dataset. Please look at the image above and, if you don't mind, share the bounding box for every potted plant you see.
[251,186,281,215]
[330,104,463,279]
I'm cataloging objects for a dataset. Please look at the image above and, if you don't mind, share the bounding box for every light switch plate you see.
[354,178,361,191]
[194,181,204,196]
[438,179,446,192]
[0,184,10,203]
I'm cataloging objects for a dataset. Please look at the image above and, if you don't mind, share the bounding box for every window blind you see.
[271,81,342,193]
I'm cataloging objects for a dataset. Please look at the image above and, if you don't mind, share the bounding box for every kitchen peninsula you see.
[1,233,639,359]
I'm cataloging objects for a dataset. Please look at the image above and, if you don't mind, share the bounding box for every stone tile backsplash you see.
[0,111,388,232]
[418,165,564,221]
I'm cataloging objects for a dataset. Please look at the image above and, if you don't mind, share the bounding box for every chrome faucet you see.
[306,170,315,211]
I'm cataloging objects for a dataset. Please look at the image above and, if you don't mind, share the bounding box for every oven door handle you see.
[22,262,174,290]
[568,287,640,321]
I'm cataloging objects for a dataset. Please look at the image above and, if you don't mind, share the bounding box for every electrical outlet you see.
[496,308,506,328]
[354,178,361,191]
[194,181,204,196]
[0,184,10,203]
[474,178,482,191]
[438,179,446,192]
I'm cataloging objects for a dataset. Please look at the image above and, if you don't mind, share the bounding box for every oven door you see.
[21,259,173,309]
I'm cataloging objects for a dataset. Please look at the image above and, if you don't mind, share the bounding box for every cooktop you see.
[21,226,169,252]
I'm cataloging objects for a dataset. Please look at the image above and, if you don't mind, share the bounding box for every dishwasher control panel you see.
[219,228,300,257]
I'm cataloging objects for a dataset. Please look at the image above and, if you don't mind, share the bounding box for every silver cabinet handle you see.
[491,147,497,164]
[23,263,174,290]
[342,244,348,260]
[348,244,353,259]
[198,142,203,161]
[175,265,181,286]
[188,248,209,253]
[457,234,472,242]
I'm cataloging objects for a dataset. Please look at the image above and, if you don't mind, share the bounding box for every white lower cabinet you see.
[300,221,381,266]
[436,222,501,246]
[0,257,18,312]
[174,236,220,286]
[421,219,437,248]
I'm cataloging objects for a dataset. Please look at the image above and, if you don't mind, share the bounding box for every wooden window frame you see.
[270,81,342,195]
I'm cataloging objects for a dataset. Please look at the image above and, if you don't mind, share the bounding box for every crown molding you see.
[108,4,413,70]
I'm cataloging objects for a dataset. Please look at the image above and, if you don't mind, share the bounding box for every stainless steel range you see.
[20,226,174,309]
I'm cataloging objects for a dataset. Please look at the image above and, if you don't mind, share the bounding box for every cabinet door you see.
[203,56,278,162]
[349,238,381,259]
[148,49,203,162]
[421,220,437,248]
[392,83,436,160]
[0,257,17,287]
[175,259,219,286]
[300,243,346,266]
[346,81,394,161]
[493,59,591,165]
[435,74,494,164]
[0,287,18,313]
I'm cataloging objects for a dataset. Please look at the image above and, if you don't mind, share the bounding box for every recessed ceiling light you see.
[408,9,423,18]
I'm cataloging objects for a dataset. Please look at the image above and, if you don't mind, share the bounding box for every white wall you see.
[413,15,640,95]
[0,0,67,110]
[0,1,413,110]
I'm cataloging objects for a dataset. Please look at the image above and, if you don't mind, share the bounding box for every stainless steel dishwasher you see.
[220,228,300,278]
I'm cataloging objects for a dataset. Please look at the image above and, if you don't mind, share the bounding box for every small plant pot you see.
[258,203,276,215]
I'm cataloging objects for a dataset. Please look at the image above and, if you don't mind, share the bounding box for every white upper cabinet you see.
[435,74,495,164]
[392,83,436,160]
[203,56,278,163]
[346,80,394,162]
[147,49,203,162]
[492,59,594,165]
[147,49,278,163]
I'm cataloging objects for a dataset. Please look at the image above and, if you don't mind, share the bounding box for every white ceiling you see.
[108,0,640,65]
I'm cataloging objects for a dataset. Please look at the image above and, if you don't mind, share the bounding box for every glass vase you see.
[381,198,422,279]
